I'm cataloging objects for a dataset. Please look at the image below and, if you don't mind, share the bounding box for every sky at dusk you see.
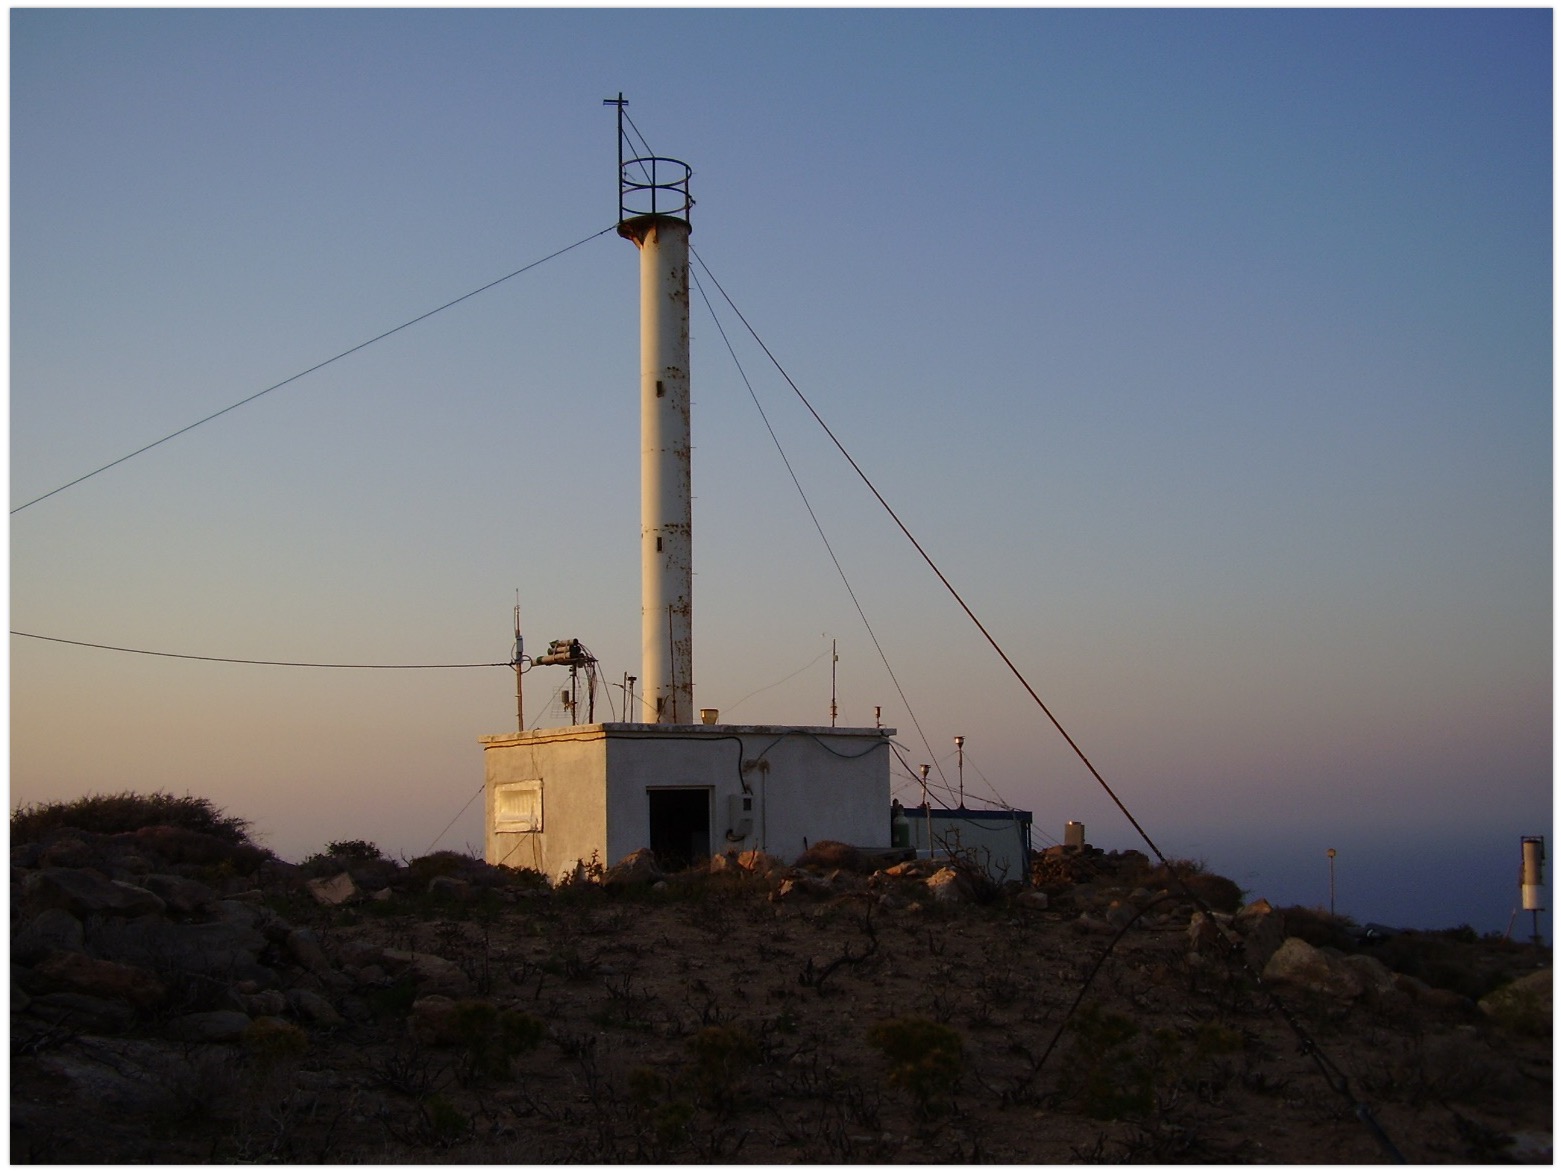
[9,9,1552,938]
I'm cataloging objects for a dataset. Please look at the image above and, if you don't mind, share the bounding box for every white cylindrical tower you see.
[618,155,694,724]
[1521,836,1545,911]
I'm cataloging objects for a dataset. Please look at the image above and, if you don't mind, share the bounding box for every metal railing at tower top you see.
[619,156,694,225]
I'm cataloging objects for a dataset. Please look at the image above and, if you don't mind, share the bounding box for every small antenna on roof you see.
[604,92,628,220]
[511,591,527,732]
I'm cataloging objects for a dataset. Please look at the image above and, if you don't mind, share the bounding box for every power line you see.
[12,226,618,515]
[11,631,510,670]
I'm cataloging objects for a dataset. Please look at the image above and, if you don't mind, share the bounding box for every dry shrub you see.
[12,790,253,846]
[129,824,272,871]
[1280,905,1361,951]
[1144,860,1244,913]
[408,849,485,887]
[866,1015,964,1116]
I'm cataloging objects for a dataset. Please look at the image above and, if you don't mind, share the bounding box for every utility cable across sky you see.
[11,226,617,515]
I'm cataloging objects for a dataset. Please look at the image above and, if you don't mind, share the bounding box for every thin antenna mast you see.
[604,92,627,219]
[512,593,525,732]
[830,638,838,727]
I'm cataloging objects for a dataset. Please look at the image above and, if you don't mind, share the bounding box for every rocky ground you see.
[10,823,1553,1164]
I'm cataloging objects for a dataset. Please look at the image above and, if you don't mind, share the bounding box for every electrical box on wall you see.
[727,793,754,841]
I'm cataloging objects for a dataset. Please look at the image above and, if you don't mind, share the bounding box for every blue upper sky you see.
[10,9,1551,934]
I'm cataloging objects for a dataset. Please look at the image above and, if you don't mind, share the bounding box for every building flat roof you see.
[481,722,896,746]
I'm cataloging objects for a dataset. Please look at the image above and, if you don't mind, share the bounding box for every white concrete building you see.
[484,722,894,878]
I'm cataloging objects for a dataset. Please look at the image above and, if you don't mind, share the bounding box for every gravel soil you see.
[11,860,1552,1164]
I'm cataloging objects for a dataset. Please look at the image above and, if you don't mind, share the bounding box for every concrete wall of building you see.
[602,725,893,863]
[482,723,894,879]
[741,729,892,860]
[905,808,1032,882]
[482,728,609,877]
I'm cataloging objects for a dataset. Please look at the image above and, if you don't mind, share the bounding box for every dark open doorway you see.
[647,788,710,872]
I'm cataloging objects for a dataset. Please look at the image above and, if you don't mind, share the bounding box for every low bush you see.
[450,1000,544,1082]
[687,1025,759,1110]
[407,850,482,886]
[1055,1002,1156,1120]
[12,790,253,846]
[325,839,384,861]
[1144,859,1244,913]
[866,1015,964,1117]
[1279,905,1360,951]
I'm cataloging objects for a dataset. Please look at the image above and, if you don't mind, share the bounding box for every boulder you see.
[140,873,220,915]
[1187,910,1221,952]
[737,850,782,875]
[926,867,974,905]
[1014,889,1049,911]
[168,1010,253,1043]
[771,875,832,902]
[32,951,166,1009]
[1261,937,1365,1001]
[25,991,137,1034]
[1235,897,1274,923]
[14,908,86,966]
[1105,900,1140,929]
[38,838,97,869]
[242,989,289,1018]
[217,898,293,944]
[286,927,333,975]
[602,849,664,890]
[338,940,387,969]
[795,841,866,873]
[353,964,389,988]
[287,988,345,1027]
[12,843,45,868]
[1339,953,1398,1002]
[25,869,165,919]
[308,872,360,906]
[1393,973,1473,1012]
[86,916,269,981]
[1479,968,1551,1035]
[1234,901,1286,971]
[381,949,472,997]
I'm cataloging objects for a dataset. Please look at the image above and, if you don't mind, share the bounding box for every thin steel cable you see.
[690,246,1172,867]
[13,226,618,514]
[722,644,833,718]
[423,783,487,856]
[690,246,1405,1163]
[12,631,509,670]
[621,110,658,179]
[691,266,953,796]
